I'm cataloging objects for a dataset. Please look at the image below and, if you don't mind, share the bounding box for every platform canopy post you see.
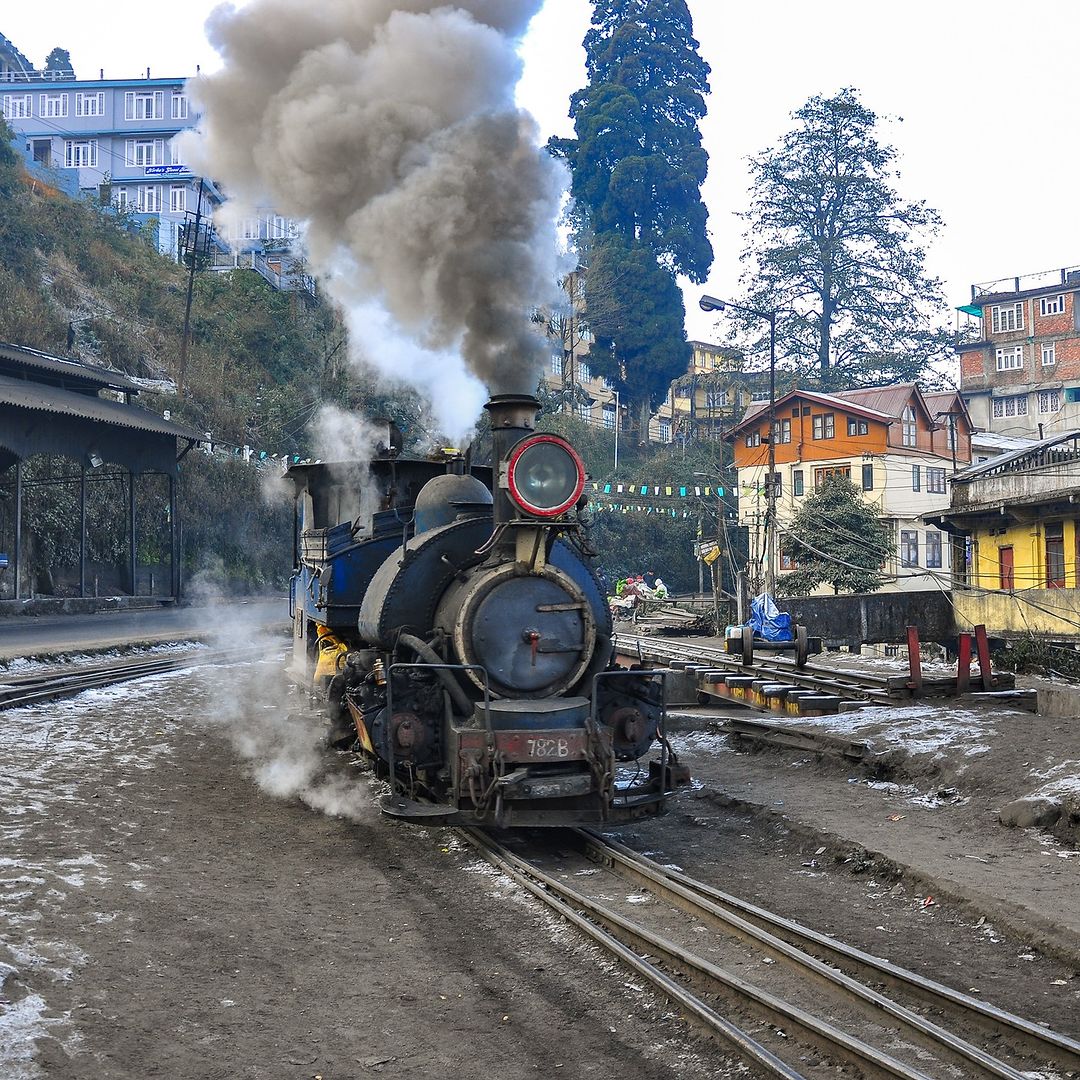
[13,460,22,601]
[169,474,178,600]
[128,469,137,596]
[80,463,87,598]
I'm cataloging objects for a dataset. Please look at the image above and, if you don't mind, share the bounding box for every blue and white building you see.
[0,32,307,285]
[1,41,201,255]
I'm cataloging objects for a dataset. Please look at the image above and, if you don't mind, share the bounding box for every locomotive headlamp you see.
[506,434,585,518]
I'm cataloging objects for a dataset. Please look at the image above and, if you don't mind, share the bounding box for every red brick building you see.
[958,266,1080,439]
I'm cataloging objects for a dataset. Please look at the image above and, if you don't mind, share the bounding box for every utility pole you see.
[764,311,777,597]
[698,295,778,598]
[178,179,207,398]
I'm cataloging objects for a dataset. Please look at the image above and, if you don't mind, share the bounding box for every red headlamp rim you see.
[506,434,586,518]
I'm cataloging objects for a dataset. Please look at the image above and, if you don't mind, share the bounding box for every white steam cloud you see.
[190,0,565,432]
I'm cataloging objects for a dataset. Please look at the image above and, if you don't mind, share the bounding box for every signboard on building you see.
[144,165,187,177]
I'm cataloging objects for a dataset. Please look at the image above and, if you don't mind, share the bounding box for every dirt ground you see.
[1,637,1078,1078]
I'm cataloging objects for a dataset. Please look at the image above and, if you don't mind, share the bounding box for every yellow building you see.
[651,341,770,444]
[931,430,1080,637]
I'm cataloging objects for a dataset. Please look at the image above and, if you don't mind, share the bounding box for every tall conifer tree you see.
[551,0,712,435]
[734,89,949,390]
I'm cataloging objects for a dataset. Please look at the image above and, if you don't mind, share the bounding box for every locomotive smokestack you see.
[485,393,538,525]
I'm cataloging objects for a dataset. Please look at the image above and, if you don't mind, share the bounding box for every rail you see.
[0,646,276,710]
[462,828,1080,1079]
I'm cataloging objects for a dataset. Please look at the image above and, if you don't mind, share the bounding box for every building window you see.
[114,187,130,211]
[912,465,921,491]
[927,467,946,494]
[812,413,835,439]
[793,470,804,497]
[125,90,164,120]
[169,185,187,213]
[39,92,68,118]
[75,92,104,117]
[1038,389,1061,414]
[265,214,287,239]
[171,93,189,120]
[577,401,591,423]
[706,387,727,409]
[744,431,761,448]
[861,463,874,491]
[170,139,185,166]
[1040,294,1065,317]
[549,352,563,376]
[1042,342,1056,367]
[578,362,591,382]
[602,405,616,430]
[992,393,1028,418]
[137,185,162,213]
[847,417,869,436]
[772,418,791,444]
[658,418,671,442]
[900,530,919,568]
[126,138,166,167]
[926,531,942,568]
[945,417,958,452]
[996,346,1024,371]
[2,94,32,119]
[241,218,261,240]
[901,406,917,447]
[64,139,97,168]
[990,302,1024,333]
[750,390,770,403]
[1046,522,1065,588]
[813,465,850,489]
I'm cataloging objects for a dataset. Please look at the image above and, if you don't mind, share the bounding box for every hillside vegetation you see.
[0,122,362,590]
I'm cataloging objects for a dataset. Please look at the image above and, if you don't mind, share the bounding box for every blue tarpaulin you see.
[749,593,793,642]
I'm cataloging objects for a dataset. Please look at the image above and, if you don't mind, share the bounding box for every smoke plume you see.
[190,0,565,431]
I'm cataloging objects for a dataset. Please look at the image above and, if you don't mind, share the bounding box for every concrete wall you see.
[780,590,955,647]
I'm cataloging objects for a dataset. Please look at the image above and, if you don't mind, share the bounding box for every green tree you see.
[550,0,712,436]
[734,88,949,391]
[43,47,75,77]
[780,473,894,596]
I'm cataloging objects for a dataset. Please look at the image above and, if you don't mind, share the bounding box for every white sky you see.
[6,1,1079,343]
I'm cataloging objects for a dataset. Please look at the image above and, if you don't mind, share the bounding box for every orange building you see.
[727,385,972,594]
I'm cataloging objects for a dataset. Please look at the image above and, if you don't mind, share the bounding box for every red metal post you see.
[974,624,993,690]
[956,633,972,694]
[906,625,923,692]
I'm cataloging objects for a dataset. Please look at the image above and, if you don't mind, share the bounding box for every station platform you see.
[0,597,288,661]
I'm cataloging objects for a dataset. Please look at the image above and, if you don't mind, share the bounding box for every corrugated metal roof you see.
[835,384,919,419]
[0,373,201,440]
[0,342,144,392]
[731,388,895,435]
[950,430,1080,483]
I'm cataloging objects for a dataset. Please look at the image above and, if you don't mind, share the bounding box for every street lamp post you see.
[699,295,778,597]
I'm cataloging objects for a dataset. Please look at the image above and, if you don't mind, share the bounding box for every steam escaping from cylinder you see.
[189,0,566,433]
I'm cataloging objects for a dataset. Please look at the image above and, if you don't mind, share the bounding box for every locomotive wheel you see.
[741,625,754,668]
[794,624,809,669]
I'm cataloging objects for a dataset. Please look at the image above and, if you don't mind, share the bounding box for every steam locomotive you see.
[287,394,687,827]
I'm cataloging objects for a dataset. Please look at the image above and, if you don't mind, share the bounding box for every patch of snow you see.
[0,991,64,1080]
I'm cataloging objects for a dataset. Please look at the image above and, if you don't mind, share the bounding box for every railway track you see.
[615,632,895,704]
[463,827,1080,1079]
[0,647,270,710]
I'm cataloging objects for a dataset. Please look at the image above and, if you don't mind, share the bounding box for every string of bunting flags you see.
[586,480,727,518]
